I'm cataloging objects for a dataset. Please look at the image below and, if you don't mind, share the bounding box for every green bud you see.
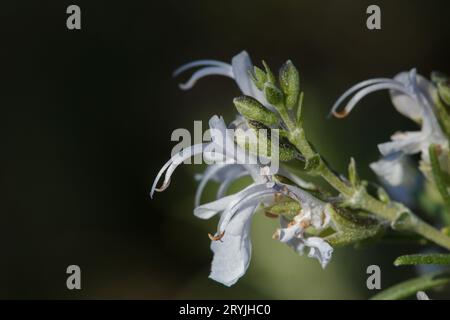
[235,121,298,161]
[304,154,321,172]
[377,186,390,203]
[266,200,301,221]
[233,95,278,126]
[326,205,383,247]
[250,66,267,90]
[348,157,360,187]
[279,60,300,109]
[438,82,450,106]
[262,60,276,84]
[264,83,284,106]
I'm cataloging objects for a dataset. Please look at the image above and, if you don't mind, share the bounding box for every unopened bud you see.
[264,83,284,107]
[233,95,278,126]
[262,60,276,84]
[279,60,300,109]
[249,66,267,90]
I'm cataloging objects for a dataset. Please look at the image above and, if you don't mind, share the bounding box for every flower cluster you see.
[152,51,450,298]
[152,51,335,286]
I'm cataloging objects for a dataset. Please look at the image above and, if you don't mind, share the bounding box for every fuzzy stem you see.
[279,107,450,250]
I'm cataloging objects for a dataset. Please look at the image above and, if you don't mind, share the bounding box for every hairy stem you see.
[280,110,450,250]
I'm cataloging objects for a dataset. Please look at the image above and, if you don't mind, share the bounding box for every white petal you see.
[231,51,274,111]
[277,223,302,243]
[416,291,430,300]
[378,131,425,156]
[178,66,233,90]
[304,237,333,268]
[209,205,256,286]
[194,193,238,220]
[195,164,227,207]
[173,59,231,77]
[390,72,424,122]
[150,143,206,198]
[230,51,255,97]
[216,166,249,199]
[217,184,276,232]
[370,153,406,186]
[195,183,258,220]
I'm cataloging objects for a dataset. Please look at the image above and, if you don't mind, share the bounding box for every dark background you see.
[1,0,450,299]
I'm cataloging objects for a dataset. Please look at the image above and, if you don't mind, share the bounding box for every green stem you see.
[279,109,450,250]
[429,144,450,225]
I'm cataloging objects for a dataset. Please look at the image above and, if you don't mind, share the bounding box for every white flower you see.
[273,186,333,269]
[194,181,333,286]
[152,115,333,286]
[173,51,275,111]
[332,69,448,186]
[416,291,430,300]
[150,115,262,198]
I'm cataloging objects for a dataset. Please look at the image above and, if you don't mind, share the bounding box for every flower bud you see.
[234,121,298,161]
[233,95,278,126]
[262,60,276,84]
[264,83,284,107]
[279,60,300,109]
[249,66,267,90]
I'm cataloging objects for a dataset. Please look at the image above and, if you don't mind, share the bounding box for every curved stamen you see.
[173,60,231,77]
[208,231,225,241]
[217,187,277,233]
[150,143,206,198]
[178,66,233,90]
[332,82,415,119]
[330,79,410,118]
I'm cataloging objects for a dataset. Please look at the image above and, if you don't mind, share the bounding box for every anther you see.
[208,231,225,241]
[332,110,349,119]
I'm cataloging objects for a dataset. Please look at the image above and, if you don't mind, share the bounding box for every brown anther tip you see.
[288,221,297,227]
[300,220,311,229]
[332,110,348,119]
[155,180,171,192]
[435,144,442,155]
[265,211,278,219]
[274,192,282,202]
[208,231,225,241]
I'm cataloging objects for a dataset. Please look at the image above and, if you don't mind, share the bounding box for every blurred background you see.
[1,0,450,299]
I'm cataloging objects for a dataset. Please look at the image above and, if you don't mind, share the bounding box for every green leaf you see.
[394,253,450,266]
[371,271,450,300]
